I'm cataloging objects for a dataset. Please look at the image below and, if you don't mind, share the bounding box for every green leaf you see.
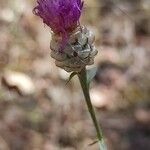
[87,67,97,86]
[66,72,78,85]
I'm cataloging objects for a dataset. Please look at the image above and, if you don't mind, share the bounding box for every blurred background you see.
[0,0,150,149]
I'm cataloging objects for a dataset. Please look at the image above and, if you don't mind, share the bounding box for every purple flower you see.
[33,0,84,50]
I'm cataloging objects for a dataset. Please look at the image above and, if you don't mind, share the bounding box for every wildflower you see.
[33,0,84,48]
[33,0,98,72]
[33,2,107,149]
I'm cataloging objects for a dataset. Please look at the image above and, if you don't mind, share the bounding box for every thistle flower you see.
[33,1,106,149]
[33,0,98,72]
[33,0,84,47]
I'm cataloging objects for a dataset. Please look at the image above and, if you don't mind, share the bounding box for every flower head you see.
[33,0,98,72]
[50,26,98,72]
[33,0,84,48]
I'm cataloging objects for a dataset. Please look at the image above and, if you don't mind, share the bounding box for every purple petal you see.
[33,0,84,51]
[33,0,83,33]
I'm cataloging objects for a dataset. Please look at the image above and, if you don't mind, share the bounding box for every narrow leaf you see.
[88,140,98,146]
[66,72,77,85]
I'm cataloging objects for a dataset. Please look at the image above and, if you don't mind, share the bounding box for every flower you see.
[33,0,98,72]
[33,0,84,49]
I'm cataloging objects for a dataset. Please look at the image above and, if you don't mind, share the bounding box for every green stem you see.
[78,68,107,150]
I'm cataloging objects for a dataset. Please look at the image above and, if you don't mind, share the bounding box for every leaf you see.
[66,72,78,85]
[89,139,107,150]
[88,140,98,146]
[86,67,97,86]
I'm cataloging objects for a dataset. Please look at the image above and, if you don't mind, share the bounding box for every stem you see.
[78,68,107,150]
